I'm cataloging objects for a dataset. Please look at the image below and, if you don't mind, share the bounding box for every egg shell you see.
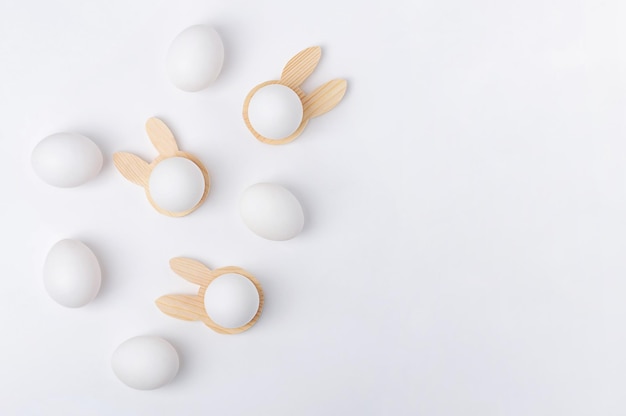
[43,239,101,308]
[240,183,305,241]
[112,336,179,390]
[166,25,224,92]
[149,157,206,213]
[204,273,260,329]
[247,84,304,140]
[31,133,103,188]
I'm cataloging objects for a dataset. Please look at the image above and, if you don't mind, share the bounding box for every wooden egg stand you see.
[155,257,264,334]
[242,46,348,145]
[113,117,210,217]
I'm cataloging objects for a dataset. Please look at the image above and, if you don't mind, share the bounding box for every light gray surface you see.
[1,0,625,414]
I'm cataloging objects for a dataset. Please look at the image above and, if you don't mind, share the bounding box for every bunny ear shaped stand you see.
[243,46,348,145]
[156,257,264,334]
[113,118,210,217]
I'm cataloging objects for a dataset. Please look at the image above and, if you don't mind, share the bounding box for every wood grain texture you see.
[169,257,213,286]
[113,117,210,217]
[304,79,348,119]
[280,46,321,89]
[112,152,150,187]
[155,294,206,321]
[145,117,179,156]
[243,46,347,145]
[155,258,264,335]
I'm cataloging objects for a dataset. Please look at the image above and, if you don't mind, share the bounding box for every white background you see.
[1,0,625,414]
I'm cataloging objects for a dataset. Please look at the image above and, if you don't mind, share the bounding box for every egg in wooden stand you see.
[243,46,347,145]
[113,117,210,217]
[156,257,264,334]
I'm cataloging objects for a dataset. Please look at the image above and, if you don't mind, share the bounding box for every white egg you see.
[166,25,224,92]
[31,133,103,188]
[240,183,304,241]
[43,239,101,308]
[149,157,205,213]
[112,336,179,390]
[247,84,303,139]
[204,273,260,329]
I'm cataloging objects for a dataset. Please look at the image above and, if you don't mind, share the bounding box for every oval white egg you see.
[166,25,224,92]
[247,84,304,139]
[112,336,179,390]
[43,239,101,308]
[149,157,205,213]
[204,273,260,329]
[240,183,304,241]
[31,133,103,188]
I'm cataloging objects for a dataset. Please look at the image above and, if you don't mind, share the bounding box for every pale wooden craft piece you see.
[242,46,348,145]
[113,117,210,217]
[155,257,264,335]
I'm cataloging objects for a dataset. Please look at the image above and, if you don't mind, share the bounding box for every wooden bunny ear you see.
[169,257,213,286]
[280,46,322,89]
[304,79,347,119]
[113,152,150,187]
[145,117,179,156]
[155,294,206,321]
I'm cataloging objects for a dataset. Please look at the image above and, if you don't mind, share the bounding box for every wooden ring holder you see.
[155,257,264,334]
[113,117,210,217]
[242,46,348,145]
